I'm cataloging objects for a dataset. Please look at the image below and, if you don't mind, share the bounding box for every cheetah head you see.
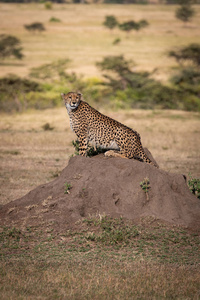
[61,92,82,111]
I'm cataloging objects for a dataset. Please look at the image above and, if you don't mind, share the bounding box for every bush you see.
[0,74,62,112]
[170,67,200,111]
[188,175,200,199]
[96,55,181,110]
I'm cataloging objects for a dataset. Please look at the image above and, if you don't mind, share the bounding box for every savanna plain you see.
[0,3,200,299]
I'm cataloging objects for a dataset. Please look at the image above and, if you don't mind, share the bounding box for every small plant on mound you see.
[72,140,106,157]
[64,182,72,194]
[140,177,150,201]
[188,174,200,199]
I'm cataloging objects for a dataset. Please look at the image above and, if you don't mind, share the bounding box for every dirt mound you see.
[1,152,200,232]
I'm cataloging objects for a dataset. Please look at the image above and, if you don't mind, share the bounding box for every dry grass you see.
[0,216,200,299]
[0,3,200,81]
[0,260,199,299]
[0,4,200,298]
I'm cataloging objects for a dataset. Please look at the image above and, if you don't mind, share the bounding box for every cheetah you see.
[61,92,157,167]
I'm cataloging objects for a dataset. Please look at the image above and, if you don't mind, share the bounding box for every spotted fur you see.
[61,92,156,166]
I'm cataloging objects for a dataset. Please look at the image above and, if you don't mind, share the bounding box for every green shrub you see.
[96,55,181,110]
[188,175,200,199]
[72,140,106,157]
[0,74,64,112]
[64,182,72,194]
[84,215,139,246]
[170,67,200,111]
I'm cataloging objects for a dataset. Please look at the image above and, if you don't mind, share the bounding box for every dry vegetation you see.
[0,3,200,81]
[0,3,200,299]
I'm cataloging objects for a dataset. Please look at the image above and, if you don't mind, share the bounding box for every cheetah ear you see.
[78,92,82,99]
[60,93,65,99]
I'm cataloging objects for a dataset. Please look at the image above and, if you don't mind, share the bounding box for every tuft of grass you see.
[72,139,106,157]
[42,122,54,131]
[113,37,121,45]
[49,17,61,23]
[64,182,72,194]
[0,150,20,156]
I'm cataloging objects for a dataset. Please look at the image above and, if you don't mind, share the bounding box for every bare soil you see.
[1,151,200,233]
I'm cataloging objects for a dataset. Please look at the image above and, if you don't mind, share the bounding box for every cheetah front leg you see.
[78,135,88,156]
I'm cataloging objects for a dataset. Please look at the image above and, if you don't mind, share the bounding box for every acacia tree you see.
[103,15,118,32]
[0,34,23,60]
[24,22,46,33]
[175,1,195,25]
[118,19,149,37]
[168,43,200,67]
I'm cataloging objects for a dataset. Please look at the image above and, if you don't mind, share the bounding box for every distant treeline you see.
[1,0,200,4]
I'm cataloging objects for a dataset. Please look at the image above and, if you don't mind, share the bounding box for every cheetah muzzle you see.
[61,92,157,167]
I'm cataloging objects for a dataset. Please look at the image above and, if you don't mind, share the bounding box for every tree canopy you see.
[0,34,23,60]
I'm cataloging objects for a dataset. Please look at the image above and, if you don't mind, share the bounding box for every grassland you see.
[0,215,200,299]
[0,3,200,82]
[0,3,200,299]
